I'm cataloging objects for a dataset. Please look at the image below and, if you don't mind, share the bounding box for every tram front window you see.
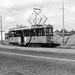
[44,28,53,36]
[9,31,14,37]
[9,30,22,37]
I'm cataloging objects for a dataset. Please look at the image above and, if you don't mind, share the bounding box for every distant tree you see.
[60,29,68,33]
[55,29,59,32]
[70,29,75,34]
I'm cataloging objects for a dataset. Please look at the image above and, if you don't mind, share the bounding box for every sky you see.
[0,0,75,39]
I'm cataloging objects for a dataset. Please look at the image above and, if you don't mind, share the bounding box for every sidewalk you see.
[57,45,75,49]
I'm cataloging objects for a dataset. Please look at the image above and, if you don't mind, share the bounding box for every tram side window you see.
[24,31,27,36]
[48,28,52,35]
[24,30,29,36]
[31,29,35,36]
[14,32,17,37]
[24,29,36,36]
[44,28,49,35]
[16,31,21,37]
[44,28,53,35]
[37,29,44,36]
[46,28,49,35]
[44,28,46,35]
[26,30,32,36]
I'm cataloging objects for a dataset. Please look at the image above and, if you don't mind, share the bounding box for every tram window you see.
[44,28,48,35]
[11,32,14,35]
[23,30,27,36]
[46,29,49,33]
[24,30,31,36]
[27,30,32,36]
[35,29,38,36]
[44,28,46,35]
[49,29,51,32]
[31,29,35,36]
[38,30,40,36]
[14,32,16,36]
[44,28,53,35]
[24,29,36,36]
[34,30,36,36]
[9,31,22,37]
[48,29,52,35]
[17,31,21,37]
[14,31,19,37]
[24,31,26,36]
[37,29,44,36]
[9,31,15,37]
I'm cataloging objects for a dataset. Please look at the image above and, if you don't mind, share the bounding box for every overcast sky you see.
[0,0,75,39]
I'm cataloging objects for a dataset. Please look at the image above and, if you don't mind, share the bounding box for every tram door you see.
[21,30,24,45]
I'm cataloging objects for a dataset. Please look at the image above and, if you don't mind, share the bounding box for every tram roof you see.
[9,26,29,31]
[9,24,53,31]
[31,24,53,29]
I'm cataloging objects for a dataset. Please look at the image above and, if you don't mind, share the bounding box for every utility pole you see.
[62,0,65,45]
[0,16,4,44]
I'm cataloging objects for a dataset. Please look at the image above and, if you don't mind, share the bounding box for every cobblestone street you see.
[0,53,75,75]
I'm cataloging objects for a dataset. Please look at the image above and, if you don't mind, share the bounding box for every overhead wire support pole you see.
[62,0,65,45]
[0,16,2,44]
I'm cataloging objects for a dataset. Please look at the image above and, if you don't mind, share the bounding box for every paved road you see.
[0,44,75,75]
[0,50,75,75]
[0,44,75,61]
[0,44,75,54]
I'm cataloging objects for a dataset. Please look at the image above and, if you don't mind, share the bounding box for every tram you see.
[5,8,55,47]
[7,24,54,46]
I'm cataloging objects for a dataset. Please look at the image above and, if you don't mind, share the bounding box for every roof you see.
[31,24,53,29]
[9,24,53,31]
[9,26,29,31]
